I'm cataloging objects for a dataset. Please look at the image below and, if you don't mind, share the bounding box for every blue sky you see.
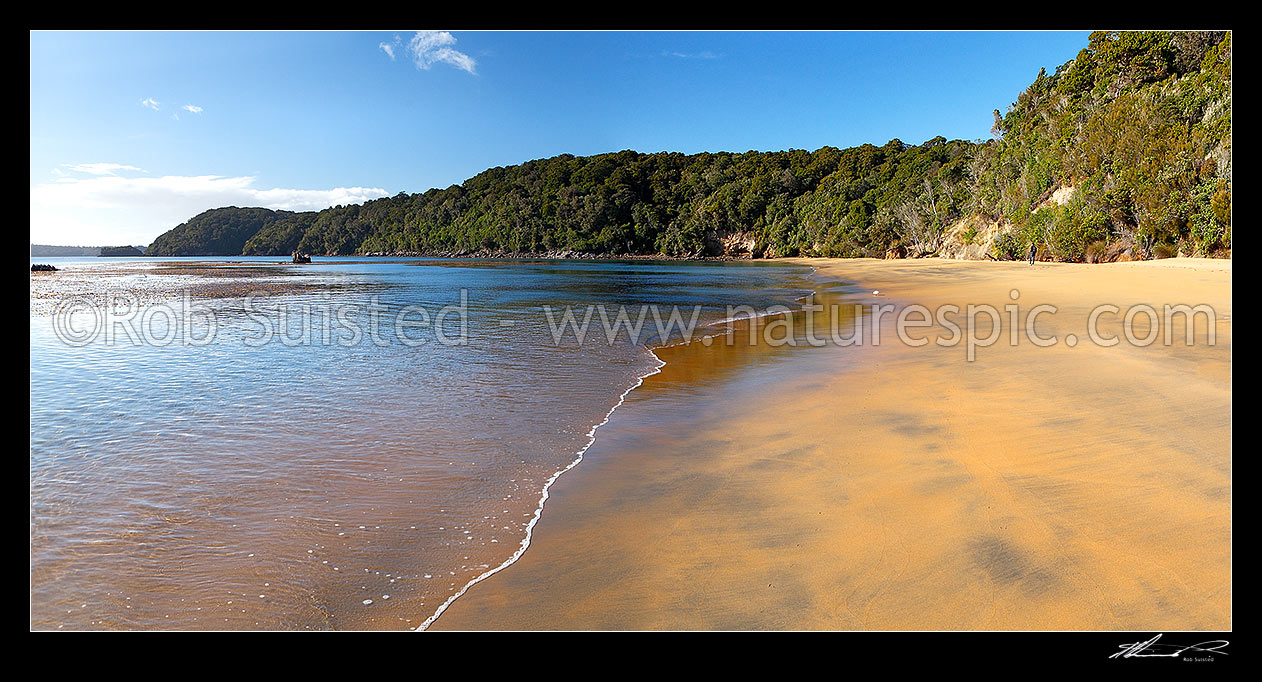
[30,30,1091,245]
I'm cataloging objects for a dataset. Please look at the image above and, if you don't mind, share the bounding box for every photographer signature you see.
[1110,634,1229,659]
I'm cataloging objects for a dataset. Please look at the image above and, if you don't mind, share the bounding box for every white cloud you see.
[30,167,388,246]
[182,104,203,114]
[379,41,395,60]
[406,31,476,74]
[140,97,161,111]
[62,163,146,176]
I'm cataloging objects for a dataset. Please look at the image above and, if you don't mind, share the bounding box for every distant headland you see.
[31,244,149,257]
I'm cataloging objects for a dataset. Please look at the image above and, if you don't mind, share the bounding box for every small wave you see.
[415,346,666,631]
[416,277,823,630]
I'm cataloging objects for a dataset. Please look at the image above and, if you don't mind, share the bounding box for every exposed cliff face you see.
[937,184,1080,261]
[1041,185,1077,210]
[937,215,1014,261]
[715,230,756,258]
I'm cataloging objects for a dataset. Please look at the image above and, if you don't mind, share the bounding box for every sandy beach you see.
[429,257,1231,630]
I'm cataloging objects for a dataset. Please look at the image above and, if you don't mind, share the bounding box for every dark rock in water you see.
[291,251,312,264]
[31,263,58,272]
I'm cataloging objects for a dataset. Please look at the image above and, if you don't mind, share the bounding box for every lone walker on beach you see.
[1027,241,1036,266]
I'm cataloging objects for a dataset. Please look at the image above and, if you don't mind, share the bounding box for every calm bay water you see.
[30,257,821,629]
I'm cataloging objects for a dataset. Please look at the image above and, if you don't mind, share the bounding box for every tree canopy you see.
[147,31,1230,262]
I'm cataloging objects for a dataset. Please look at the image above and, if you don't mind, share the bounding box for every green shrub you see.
[991,232,1023,260]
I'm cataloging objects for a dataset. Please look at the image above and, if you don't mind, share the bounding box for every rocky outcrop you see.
[1046,184,1076,208]
[717,231,756,258]
[937,216,1014,260]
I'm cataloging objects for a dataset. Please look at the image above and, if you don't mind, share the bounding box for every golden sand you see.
[429,258,1230,630]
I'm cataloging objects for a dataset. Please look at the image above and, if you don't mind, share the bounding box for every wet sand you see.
[429,258,1231,630]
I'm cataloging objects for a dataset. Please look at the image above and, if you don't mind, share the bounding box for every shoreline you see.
[70,251,1235,265]
[32,256,826,630]
[427,257,1231,630]
[415,348,668,631]
[417,270,828,630]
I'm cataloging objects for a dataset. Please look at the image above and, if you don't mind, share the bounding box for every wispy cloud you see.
[61,162,147,176]
[663,50,722,60]
[381,31,476,74]
[30,166,389,246]
[409,31,476,73]
[140,98,203,119]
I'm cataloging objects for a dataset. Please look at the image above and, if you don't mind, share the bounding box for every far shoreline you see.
[47,250,1232,265]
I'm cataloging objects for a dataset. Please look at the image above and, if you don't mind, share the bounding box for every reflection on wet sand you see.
[640,294,860,397]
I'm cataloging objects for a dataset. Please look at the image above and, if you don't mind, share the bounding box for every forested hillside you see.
[147,31,1230,262]
[98,245,146,256]
[975,30,1232,261]
[148,207,319,256]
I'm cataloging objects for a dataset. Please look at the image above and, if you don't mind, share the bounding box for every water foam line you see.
[416,348,666,631]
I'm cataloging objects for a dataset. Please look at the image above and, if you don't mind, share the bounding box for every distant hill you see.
[147,207,317,256]
[146,31,1230,262]
[31,244,101,257]
[99,245,146,257]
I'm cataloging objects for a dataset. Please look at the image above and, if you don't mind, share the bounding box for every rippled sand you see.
[429,258,1231,630]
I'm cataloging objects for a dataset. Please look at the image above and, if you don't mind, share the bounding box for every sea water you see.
[30,256,823,629]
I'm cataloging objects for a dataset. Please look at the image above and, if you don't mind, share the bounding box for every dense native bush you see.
[150,32,1230,262]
